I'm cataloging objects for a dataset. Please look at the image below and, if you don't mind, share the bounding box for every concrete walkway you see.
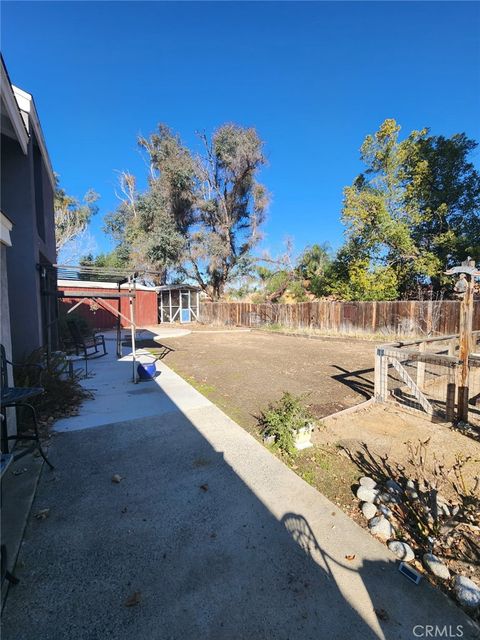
[2,335,478,640]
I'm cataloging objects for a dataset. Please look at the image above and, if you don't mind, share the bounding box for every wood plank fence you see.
[199,300,480,337]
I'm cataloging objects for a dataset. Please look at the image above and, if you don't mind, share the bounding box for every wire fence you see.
[374,331,480,428]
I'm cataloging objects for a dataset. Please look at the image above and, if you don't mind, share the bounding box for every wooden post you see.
[446,363,456,422]
[375,348,388,402]
[445,258,479,422]
[416,341,426,390]
[458,273,474,421]
[448,338,456,358]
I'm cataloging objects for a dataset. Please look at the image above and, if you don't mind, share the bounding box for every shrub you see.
[13,348,92,426]
[259,392,315,456]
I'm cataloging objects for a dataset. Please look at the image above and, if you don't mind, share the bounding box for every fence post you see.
[416,341,426,390]
[375,348,387,402]
[446,363,456,422]
[448,338,456,357]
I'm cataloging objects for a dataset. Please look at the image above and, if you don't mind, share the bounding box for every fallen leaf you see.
[375,608,389,621]
[199,484,209,492]
[124,591,141,607]
[345,554,356,561]
[111,474,122,484]
[35,509,50,520]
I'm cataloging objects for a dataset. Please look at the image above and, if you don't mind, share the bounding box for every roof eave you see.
[1,56,29,154]
[12,84,55,190]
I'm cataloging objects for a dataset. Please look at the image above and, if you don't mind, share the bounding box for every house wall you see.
[1,132,56,360]
[1,218,16,437]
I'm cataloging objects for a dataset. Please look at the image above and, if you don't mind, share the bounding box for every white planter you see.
[294,424,314,450]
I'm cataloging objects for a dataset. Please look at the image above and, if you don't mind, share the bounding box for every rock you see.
[378,504,393,518]
[385,479,402,494]
[359,477,377,490]
[111,474,122,484]
[454,576,480,609]
[369,516,394,541]
[362,502,378,520]
[376,492,400,505]
[406,480,415,489]
[405,488,419,500]
[388,540,415,562]
[436,495,451,517]
[438,504,451,517]
[423,553,451,580]
[356,486,379,503]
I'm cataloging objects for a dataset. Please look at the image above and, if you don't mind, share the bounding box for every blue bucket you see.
[137,362,157,380]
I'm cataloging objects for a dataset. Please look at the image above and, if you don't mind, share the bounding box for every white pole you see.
[188,289,191,322]
[197,291,199,322]
[129,275,137,383]
[169,289,172,323]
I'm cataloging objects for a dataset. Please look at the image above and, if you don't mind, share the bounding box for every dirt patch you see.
[157,329,376,432]
[317,403,480,486]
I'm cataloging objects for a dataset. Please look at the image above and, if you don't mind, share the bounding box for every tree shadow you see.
[342,443,480,572]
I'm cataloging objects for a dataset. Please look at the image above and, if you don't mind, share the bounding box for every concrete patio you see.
[1,333,478,640]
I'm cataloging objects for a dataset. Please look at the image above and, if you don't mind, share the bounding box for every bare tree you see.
[54,175,99,258]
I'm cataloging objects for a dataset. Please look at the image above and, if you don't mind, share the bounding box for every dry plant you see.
[346,439,479,565]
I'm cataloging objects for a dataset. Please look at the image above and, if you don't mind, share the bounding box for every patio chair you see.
[0,344,53,469]
[66,319,107,359]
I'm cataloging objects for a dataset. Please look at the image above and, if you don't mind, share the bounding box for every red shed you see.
[58,280,159,329]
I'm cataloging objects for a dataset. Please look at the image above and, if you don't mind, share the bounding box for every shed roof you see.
[157,284,201,292]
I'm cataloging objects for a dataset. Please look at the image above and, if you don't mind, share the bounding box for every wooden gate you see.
[374,332,480,424]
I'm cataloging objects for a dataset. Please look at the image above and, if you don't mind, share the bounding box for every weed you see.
[301,469,316,486]
[258,392,315,457]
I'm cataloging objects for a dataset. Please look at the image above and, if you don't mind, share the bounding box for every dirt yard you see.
[159,328,376,430]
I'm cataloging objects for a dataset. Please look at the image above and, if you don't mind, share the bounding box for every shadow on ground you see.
[2,357,478,640]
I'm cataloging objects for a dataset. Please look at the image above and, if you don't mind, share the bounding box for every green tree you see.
[104,128,194,284]
[80,248,129,270]
[297,243,331,297]
[328,119,480,299]
[403,132,480,284]
[105,124,269,297]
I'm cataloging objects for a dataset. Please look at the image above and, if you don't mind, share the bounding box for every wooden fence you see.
[199,300,480,336]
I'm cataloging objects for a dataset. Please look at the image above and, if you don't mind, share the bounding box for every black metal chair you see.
[66,320,107,359]
[0,345,53,469]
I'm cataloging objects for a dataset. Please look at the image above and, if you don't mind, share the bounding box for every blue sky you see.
[2,1,480,259]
